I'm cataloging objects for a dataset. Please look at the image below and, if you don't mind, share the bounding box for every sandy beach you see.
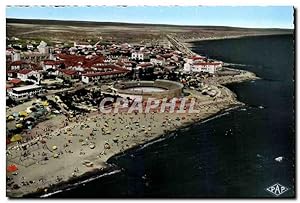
[6,70,258,198]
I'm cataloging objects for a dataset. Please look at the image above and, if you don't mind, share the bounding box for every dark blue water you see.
[50,34,295,198]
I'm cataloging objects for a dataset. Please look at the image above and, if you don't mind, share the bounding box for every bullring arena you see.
[113,79,184,100]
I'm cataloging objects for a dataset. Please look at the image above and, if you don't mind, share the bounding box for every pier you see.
[166,34,195,56]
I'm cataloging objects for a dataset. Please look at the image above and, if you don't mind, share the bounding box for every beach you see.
[6,70,257,198]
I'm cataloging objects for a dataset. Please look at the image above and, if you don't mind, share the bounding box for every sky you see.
[6,6,294,29]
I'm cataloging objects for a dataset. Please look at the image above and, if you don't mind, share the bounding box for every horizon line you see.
[6,17,294,30]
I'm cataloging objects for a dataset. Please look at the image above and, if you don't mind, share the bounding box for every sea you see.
[48,34,295,198]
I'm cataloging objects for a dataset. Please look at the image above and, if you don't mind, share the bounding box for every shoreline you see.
[183,33,293,45]
[6,36,259,198]
[6,73,256,198]
[23,102,244,198]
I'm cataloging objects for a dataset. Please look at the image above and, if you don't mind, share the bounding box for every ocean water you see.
[49,34,295,198]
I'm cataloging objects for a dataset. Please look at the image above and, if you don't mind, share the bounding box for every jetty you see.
[166,34,195,56]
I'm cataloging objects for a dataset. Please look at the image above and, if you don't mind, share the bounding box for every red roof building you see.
[9,78,22,85]
[18,69,33,75]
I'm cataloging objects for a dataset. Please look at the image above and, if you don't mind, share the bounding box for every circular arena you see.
[114,80,184,100]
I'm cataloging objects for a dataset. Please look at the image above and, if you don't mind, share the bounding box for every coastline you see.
[6,71,257,198]
[6,35,260,198]
[183,33,293,46]
[24,102,244,198]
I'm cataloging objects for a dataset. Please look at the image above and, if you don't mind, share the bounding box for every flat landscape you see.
[6,18,292,44]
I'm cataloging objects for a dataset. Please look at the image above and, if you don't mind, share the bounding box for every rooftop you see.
[12,84,42,92]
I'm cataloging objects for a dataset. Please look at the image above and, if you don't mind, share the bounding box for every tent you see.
[10,134,22,142]
[7,164,18,172]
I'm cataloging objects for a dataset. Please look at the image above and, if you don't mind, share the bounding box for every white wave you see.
[40,169,121,197]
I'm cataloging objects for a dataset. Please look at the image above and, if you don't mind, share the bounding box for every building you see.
[81,70,129,84]
[11,51,21,62]
[131,51,150,61]
[135,63,155,80]
[184,61,222,74]
[7,70,17,79]
[37,41,49,54]
[58,69,78,80]
[74,41,93,49]
[150,56,165,66]
[7,84,43,100]
[10,61,27,70]
[42,60,60,71]
[17,69,41,83]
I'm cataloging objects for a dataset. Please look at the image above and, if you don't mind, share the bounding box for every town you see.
[6,35,225,100]
[6,33,258,197]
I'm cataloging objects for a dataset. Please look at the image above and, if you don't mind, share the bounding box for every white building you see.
[7,85,43,100]
[11,52,21,62]
[37,41,49,54]
[74,41,93,49]
[81,70,129,84]
[42,60,59,71]
[136,62,154,70]
[131,52,150,61]
[17,69,41,83]
[150,57,165,66]
[184,62,222,74]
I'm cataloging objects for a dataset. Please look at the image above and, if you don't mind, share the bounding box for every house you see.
[10,61,27,70]
[74,41,93,49]
[184,62,222,74]
[37,41,49,54]
[150,56,165,66]
[7,84,43,100]
[58,69,78,80]
[8,78,22,86]
[11,51,21,62]
[7,70,17,79]
[17,69,41,83]
[186,55,207,64]
[81,69,129,84]
[42,60,60,71]
[136,62,154,70]
[131,51,150,61]
[135,63,155,79]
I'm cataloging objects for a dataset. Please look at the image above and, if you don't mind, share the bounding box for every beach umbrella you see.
[10,134,22,142]
[7,115,14,121]
[42,101,49,106]
[12,112,19,117]
[19,111,28,117]
[26,107,32,113]
[16,123,23,128]
[52,145,57,150]
[7,164,18,172]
